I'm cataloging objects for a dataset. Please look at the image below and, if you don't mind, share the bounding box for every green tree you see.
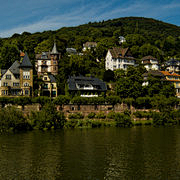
[0,43,19,68]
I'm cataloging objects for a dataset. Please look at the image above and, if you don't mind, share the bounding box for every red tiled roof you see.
[161,71,180,77]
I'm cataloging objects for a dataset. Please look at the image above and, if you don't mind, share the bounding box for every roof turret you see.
[19,52,33,68]
[51,42,59,54]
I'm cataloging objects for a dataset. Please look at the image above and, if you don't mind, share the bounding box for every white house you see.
[141,56,159,71]
[105,47,135,71]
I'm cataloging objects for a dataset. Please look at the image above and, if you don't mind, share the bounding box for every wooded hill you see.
[1,17,180,67]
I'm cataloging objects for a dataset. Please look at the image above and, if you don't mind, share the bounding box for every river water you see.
[0,127,180,179]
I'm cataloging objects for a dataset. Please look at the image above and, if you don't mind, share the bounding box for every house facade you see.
[163,58,180,74]
[0,53,33,96]
[141,56,159,71]
[105,47,135,71]
[35,42,59,76]
[39,73,58,98]
[67,76,107,97]
[161,71,180,98]
[82,42,97,51]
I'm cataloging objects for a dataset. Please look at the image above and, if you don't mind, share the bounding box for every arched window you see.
[24,82,29,87]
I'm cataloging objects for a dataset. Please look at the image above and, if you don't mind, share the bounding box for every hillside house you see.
[141,56,159,71]
[0,53,33,96]
[82,42,97,51]
[161,71,180,98]
[38,73,58,98]
[67,76,107,97]
[105,47,135,71]
[163,58,180,74]
[35,42,60,76]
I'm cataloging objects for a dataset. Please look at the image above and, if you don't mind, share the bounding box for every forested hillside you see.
[0,16,180,94]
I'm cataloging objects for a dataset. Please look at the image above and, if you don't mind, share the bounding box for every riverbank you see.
[0,103,179,133]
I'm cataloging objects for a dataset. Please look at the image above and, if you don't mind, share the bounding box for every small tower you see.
[50,42,59,75]
[19,52,33,96]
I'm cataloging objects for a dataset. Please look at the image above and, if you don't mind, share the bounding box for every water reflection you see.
[0,127,180,179]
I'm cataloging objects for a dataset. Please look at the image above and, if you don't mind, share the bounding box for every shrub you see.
[95,112,106,119]
[29,103,66,130]
[53,95,70,105]
[0,107,30,132]
[68,112,84,119]
[87,112,96,119]
[115,112,132,127]
[107,111,116,119]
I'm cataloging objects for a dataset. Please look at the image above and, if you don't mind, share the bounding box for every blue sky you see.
[0,0,180,37]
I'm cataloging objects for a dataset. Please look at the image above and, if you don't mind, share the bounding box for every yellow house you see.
[39,73,58,98]
[0,53,33,97]
[161,71,180,98]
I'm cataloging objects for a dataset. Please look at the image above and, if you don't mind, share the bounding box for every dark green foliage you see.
[107,111,116,119]
[53,95,70,105]
[0,97,14,107]
[71,96,105,105]
[103,70,115,82]
[32,96,51,107]
[0,43,19,68]
[150,95,178,112]
[95,112,106,119]
[68,112,84,119]
[29,103,66,130]
[87,112,96,119]
[0,107,30,132]
[134,97,152,109]
[115,112,132,127]
[115,66,144,99]
[105,96,121,105]
[133,111,152,119]
[152,111,178,126]
[13,97,32,109]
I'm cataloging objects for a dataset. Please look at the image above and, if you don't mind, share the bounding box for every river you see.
[0,126,180,179]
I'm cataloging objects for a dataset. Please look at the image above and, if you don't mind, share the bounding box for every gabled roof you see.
[109,47,134,59]
[68,76,107,91]
[9,61,20,75]
[20,52,33,68]
[141,56,158,61]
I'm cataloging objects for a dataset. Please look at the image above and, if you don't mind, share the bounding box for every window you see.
[6,75,11,79]
[53,60,56,64]
[44,84,48,89]
[44,77,47,80]
[23,71,30,79]
[24,82,29,87]
[3,82,8,86]
[25,90,29,95]
[13,83,19,87]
